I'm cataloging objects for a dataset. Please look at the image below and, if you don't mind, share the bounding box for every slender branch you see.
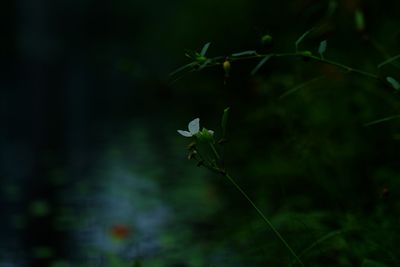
[306,55,379,80]
[364,114,400,127]
[193,154,304,265]
[298,230,344,258]
[223,172,305,267]
[209,142,221,160]
[171,51,384,86]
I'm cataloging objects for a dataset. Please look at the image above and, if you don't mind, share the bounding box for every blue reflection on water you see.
[74,162,172,265]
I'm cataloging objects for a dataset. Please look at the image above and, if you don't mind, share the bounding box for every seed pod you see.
[223,60,231,78]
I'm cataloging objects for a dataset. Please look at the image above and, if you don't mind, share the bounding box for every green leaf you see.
[326,0,338,17]
[378,54,400,68]
[184,49,198,59]
[318,40,327,57]
[251,54,273,75]
[198,59,212,71]
[386,76,400,90]
[169,62,197,77]
[297,229,343,259]
[295,28,314,52]
[355,9,365,31]
[221,107,230,137]
[200,42,211,57]
[231,50,257,57]
[361,259,389,267]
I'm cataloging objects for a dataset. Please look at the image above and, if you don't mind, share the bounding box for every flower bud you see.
[196,128,214,142]
[223,60,231,78]
[301,50,313,62]
[261,35,273,45]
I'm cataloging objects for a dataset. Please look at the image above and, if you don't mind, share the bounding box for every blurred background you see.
[2,0,400,266]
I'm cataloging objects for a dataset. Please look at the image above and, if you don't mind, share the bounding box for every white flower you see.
[177,118,214,138]
[177,118,200,137]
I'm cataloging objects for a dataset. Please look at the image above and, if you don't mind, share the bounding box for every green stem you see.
[194,149,215,170]
[223,173,305,267]
[209,143,221,160]
[204,52,382,84]
[298,230,343,258]
[306,55,379,80]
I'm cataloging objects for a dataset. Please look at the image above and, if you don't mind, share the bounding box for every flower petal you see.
[177,130,192,137]
[208,130,214,135]
[188,118,200,134]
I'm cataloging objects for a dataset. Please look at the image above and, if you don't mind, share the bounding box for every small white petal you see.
[208,130,214,135]
[188,118,200,134]
[177,130,192,137]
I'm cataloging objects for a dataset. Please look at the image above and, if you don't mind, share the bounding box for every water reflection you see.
[73,153,172,265]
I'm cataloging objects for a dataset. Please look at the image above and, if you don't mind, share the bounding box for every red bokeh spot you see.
[110,224,130,240]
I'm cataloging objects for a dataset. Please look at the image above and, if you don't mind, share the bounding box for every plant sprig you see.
[170,35,400,92]
[177,111,305,267]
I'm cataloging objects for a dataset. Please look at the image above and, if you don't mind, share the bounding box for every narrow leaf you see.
[298,230,343,258]
[280,76,324,99]
[318,40,327,57]
[198,59,212,71]
[295,28,315,51]
[355,9,365,31]
[200,42,211,57]
[386,76,400,90]
[221,107,230,137]
[378,54,400,68]
[169,62,197,77]
[185,49,198,59]
[364,115,400,127]
[231,50,257,57]
[251,54,273,75]
[326,0,337,17]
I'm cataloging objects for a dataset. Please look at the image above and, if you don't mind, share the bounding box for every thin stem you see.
[209,142,221,160]
[223,173,305,267]
[298,230,343,258]
[192,148,215,170]
[364,114,400,127]
[181,51,383,86]
[306,55,380,80]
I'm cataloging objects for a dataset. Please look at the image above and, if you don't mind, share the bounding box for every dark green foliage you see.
[6,1,400,266]
[172,2,400,266]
